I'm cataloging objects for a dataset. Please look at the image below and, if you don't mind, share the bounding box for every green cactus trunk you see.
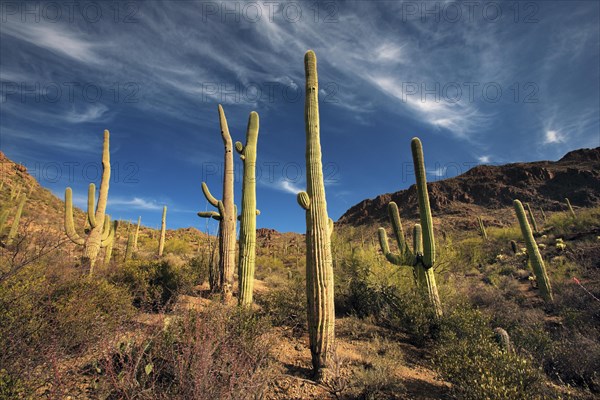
[540,207,547,222]
[197,105,237,301]
[125,232,134,261]
[158,206,167,257]
[565,198,576,218]
[6,193,26,244]
[525,203,538,233]
[236,112,259,306]
[514,200,553,302]
[477,216,488,240]
[103,220,118,267]
[510,240,518,254]
[296,51,335,378]
[63,130,111,275]
[133,216,141,250]
[493,327,514,353]
[411,138,443,317]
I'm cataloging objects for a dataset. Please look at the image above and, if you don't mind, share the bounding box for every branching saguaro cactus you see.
[296,50,335,378]
[236,111,260,306]
[514,199,553,302]
[377,139,443,318]
[158,206,167,257]
[64,130,111,274]
[197,105,237,300]
[565,198,576,218]
[477,216,488,240]
[103,220,118,267]
[525,203,539,233]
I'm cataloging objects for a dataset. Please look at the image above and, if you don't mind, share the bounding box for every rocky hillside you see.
[338,147,600,229]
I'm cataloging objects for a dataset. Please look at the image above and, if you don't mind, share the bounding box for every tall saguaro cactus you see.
[133,216,141,250]
[514,199,553,302]
[158,206,167,257]
[64,130,111,274]
[296,50,335,378]
[525,203,539,233]
[197,105,237,300]
[236,111,260,306]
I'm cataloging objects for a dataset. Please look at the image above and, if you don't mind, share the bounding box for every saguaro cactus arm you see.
[378,228,403,265]
[101,218,116,247]
[100,215,112,242]
[64,188,85,246]
[201,182,220,207]
[388,202,407,254]
[87,183,98,228]
[297,191,310,210]
[198,211,221,220]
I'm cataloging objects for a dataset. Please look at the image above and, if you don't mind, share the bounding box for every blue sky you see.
[1,0,599,233]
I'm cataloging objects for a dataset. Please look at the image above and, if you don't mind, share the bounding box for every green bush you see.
[111,259,201,311]
[50,277,135,353]
[433,307,549,399]
[256,275,306,334]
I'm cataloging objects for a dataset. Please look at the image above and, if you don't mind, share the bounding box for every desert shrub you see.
[432,307,549,399]
[49,277,135,353]
[163,237,192,255]
[111,259,200,311]
[97,305,274,399]
[254,255,286,281]
[256,275,306,333]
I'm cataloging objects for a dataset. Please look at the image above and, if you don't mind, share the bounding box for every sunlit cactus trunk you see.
[63,130,111,275]
[296,50,335,378]
[525,203,538,233]
[158,206,167,257]
[133,216,141,250]
[6,193,26,245]
[236,112,259,306]
[197,105,237,301]
[565,198,576,218]
[103,220,118,267]
[514,199,553,302]
[411,138,443,317]
[477,216,488,240]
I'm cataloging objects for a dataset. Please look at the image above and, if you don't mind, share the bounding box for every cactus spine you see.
[158,206,166,257]
[236,111,260,306]
[296,50,335,377]
[565,198,576,218]
[525,203,538,233]
[477,216,488,240]
[133,216,141,250]
[514,200,553,302]
[6,193,26,244]
[64,130,111,274]
[197,105,237,300]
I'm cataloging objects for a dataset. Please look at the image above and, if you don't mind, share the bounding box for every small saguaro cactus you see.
[236,111,260,306]
[510,240,518,254]
[64,130,111,274]
[158,206,167,257]
[125,232,135,261]
[493,327,514,353]
[514,199,553,302]
[103,220,118,267]
[296,50,335,378]
[540,207,547,222]
[197,105,237,300]
[6,193,26,245]
[525,203,539,233]
[477,216,488,240]
[133,216,141,250]
[377,138,443,318]
[565,198,576,218]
